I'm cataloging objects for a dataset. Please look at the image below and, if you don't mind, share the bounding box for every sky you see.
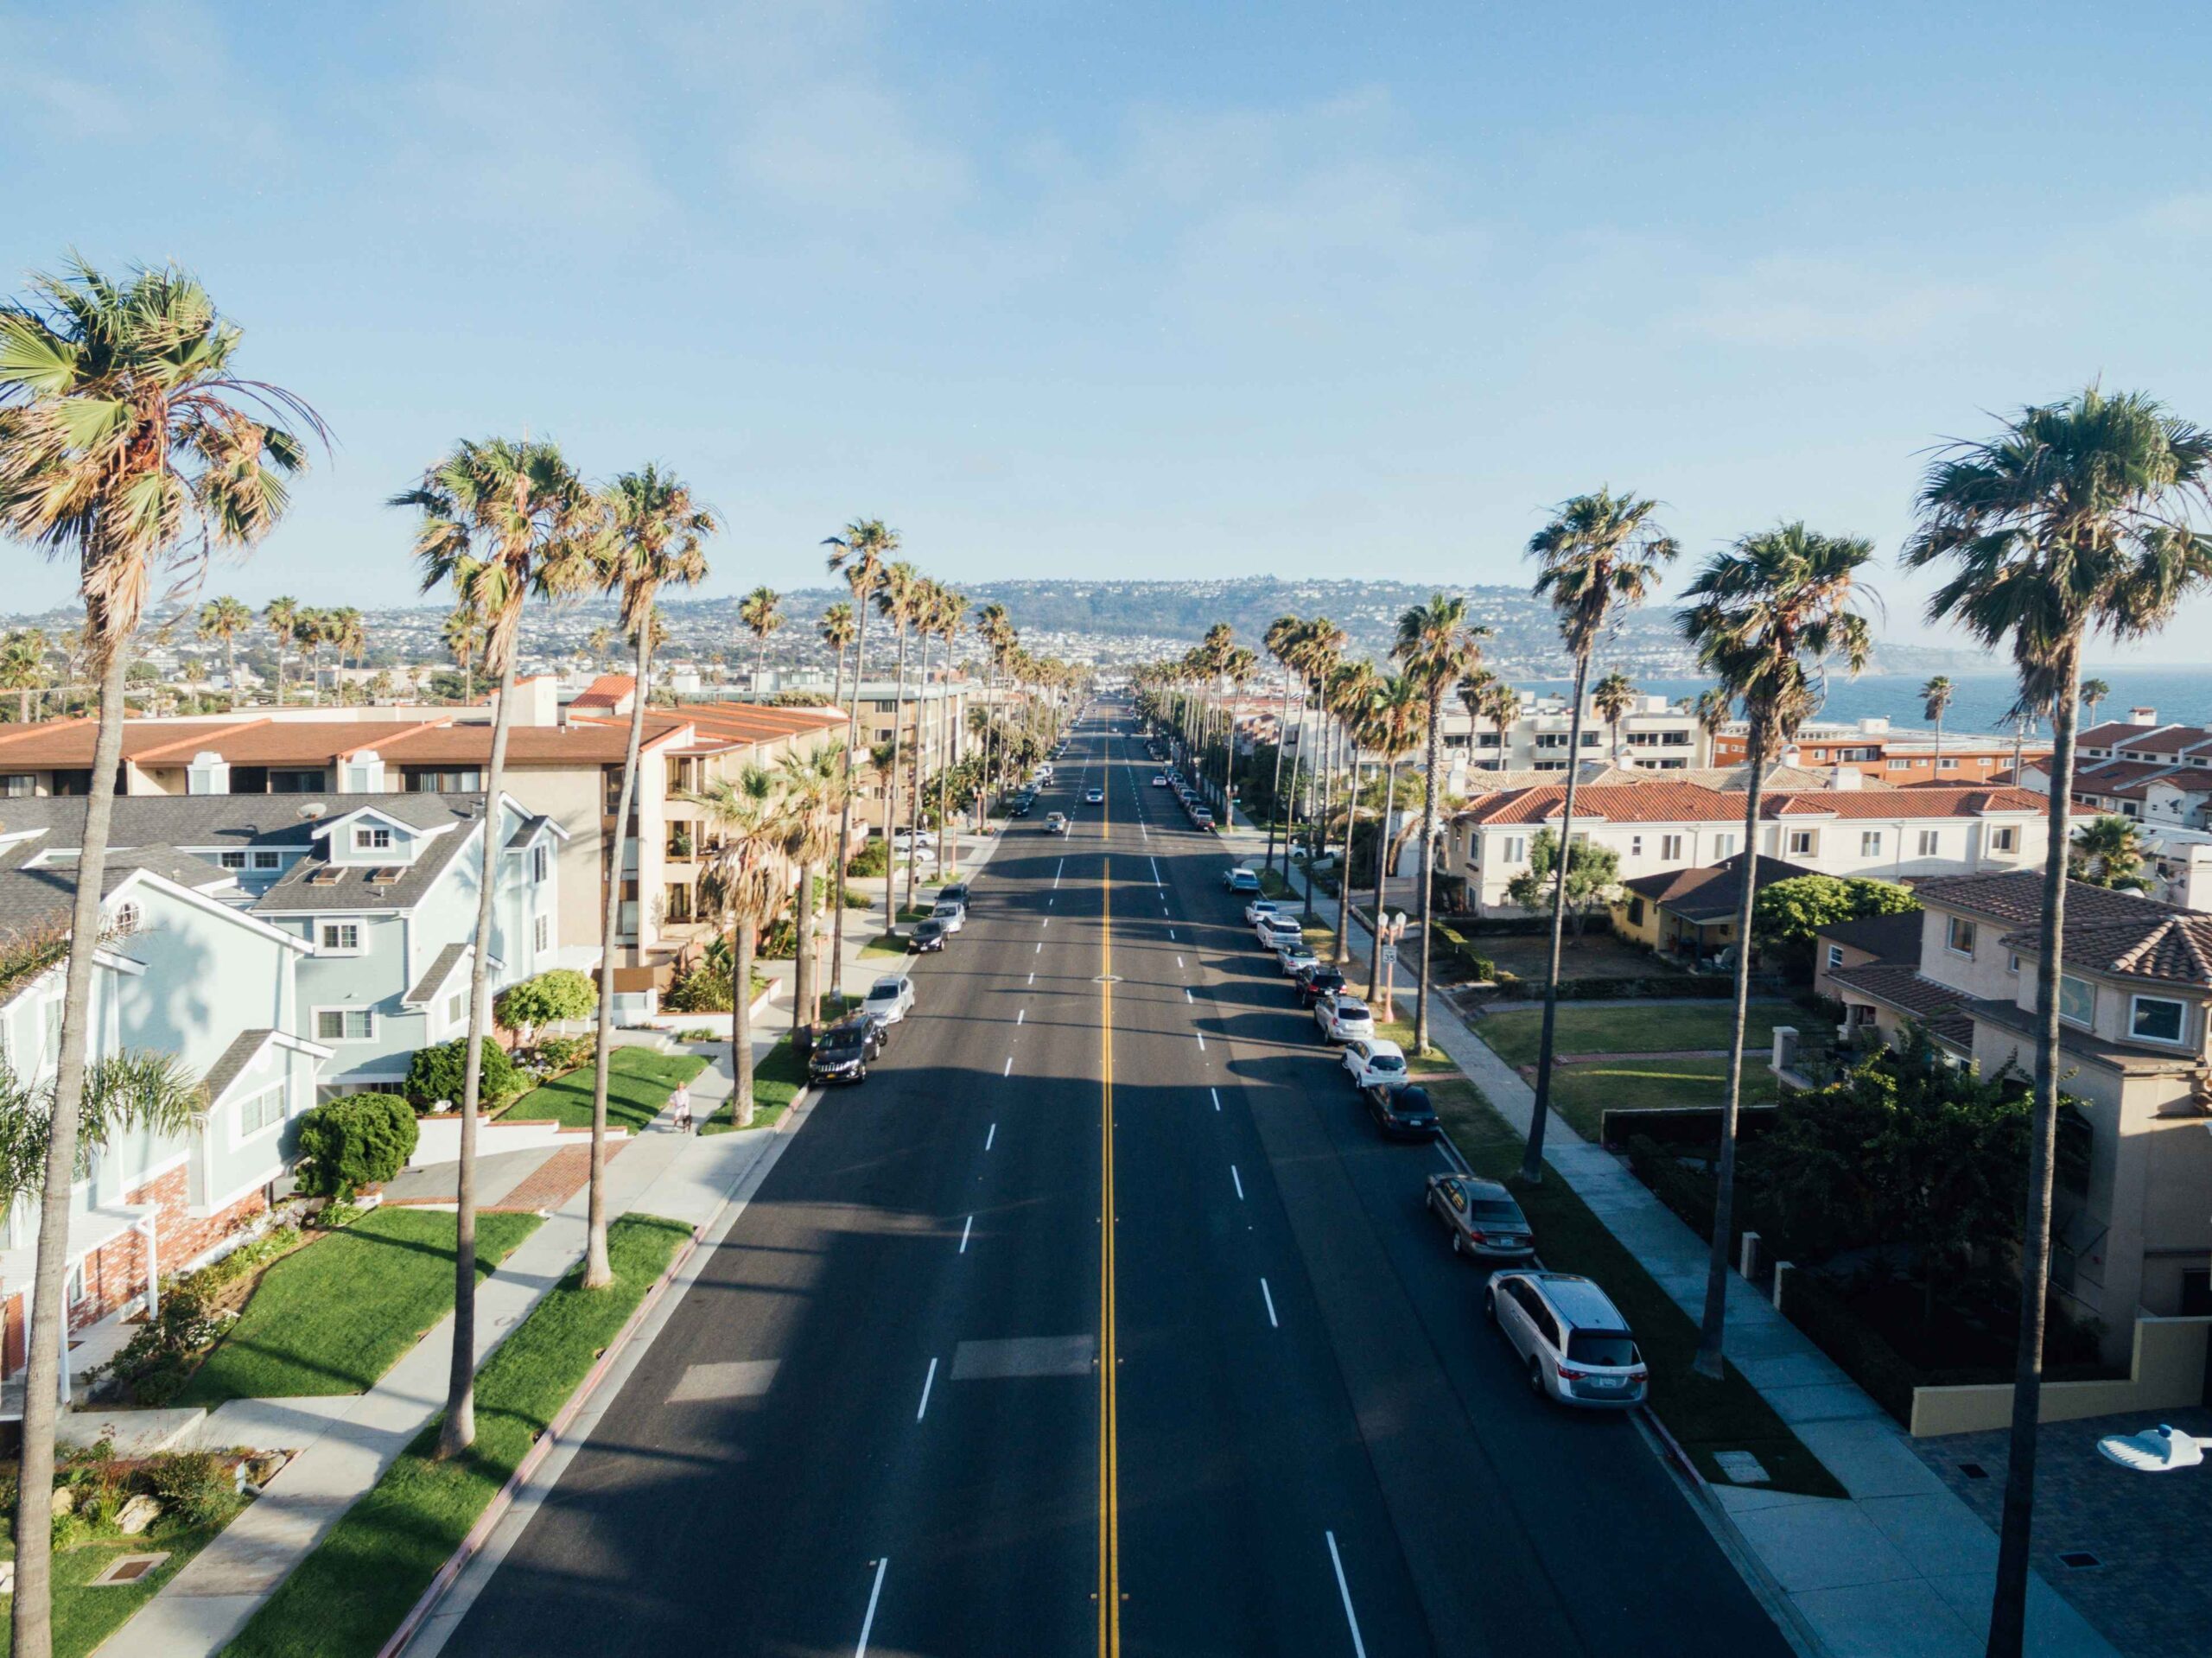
[6,0,2212,654]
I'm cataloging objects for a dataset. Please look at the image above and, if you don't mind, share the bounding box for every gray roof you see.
[200,1028,276,1105]
[0,846,235,935]
[1816,912,1925,963]
[252,813,483,914]
[0,791,486,859]
[406,942,470,1006]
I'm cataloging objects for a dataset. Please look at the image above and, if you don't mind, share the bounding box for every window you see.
[1662,731,1689,746]
[2131,994,2186,1044]
[219,850,247,870]
[314,1007,377,1042]
[353,826,392,852]
[1629,835,1643,857]
[318,921,362,955]
[1712,833,1736,858]
[1917,830,1940,856]
[1626,898,1645,926]
[251,850,281,871]
[1939,758,1959,771]
[270,769,327,794]
[1992,827,2018,853]
[1888,759,1912,771]
[1661,834,1684,860]
[2007,951,2020,975]
[1859,831,1883,857]
[664,883,694,924]
[2059,975,2095,1027]
[1787,829,1815,856]
[1502,836,1527,862]
[0,775,32,797]
[404,765,482,792]
[1946,916,1977,956]
[446,991,464,1025]
[531,844,549,883]
[111,900,140,935]
[535,915,550,952]
[66,1261,86,1308]
[237,1086,285,1138]
[1826,944,1845,969]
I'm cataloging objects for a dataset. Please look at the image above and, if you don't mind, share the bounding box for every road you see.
[434,702,1789,1658]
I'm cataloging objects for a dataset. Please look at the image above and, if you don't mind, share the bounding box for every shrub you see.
[1778,1267,1919,1424]
[105,1285,226,1407]
[188,1226,304,1296]
[143,1448,238,1526]
[296,1094,417,1197]
[531,1034,594,1075]
[664,964,733,1013]
[493,969,595,1037]
[404,1038,522,1113]
[846,839,888,879]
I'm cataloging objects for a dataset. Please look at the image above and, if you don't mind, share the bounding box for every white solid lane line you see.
[1260,1278,1279,1329]
[1230,1165,1244,1201]
[1210,1087,1221,1112]
[959,1215,973,1254]
[1195,1031,1206,1051]
[916,1359,938,1422]
[1017,1008,1026,1025]
[1003,1056,1014,1077]
[1150,856,1163,887]
[1054,859,1064,888]
[1325,1533,1368,1658]
[986,1122,996,1151]
[1176,956,1184,969]
[855,1557,889,1657]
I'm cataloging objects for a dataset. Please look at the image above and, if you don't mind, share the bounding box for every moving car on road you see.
[1426,1174,1535,1261]
[1223,867,1262,893]
[808,1016,886,1084]
[1316,994,1375,1043]
[1152,774,1171,787]
[861,975,916,1026]
[1363,1080,1439,1140]
[908,918,947,952]
[1484,1273,1649,1408]
[1085,787,1105,804]
[1340,1037,1408,1089]
[1046,812,1071,835]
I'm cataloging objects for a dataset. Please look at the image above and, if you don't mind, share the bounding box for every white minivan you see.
[1484,1272,1648,1408]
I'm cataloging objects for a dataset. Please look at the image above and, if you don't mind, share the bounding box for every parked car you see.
[1244,897,1282,925]
[1192,810,1215,829]
[1085,787,1105,804]
[938,882,969,907]
[1296,966,1347,1007]
[1223,867,1262,893]
[1363,1079,1440,1140]
[931,899,967,934]
[1340,1037,1408,1089]
[1317,994,1375,1043]
[1046,812,1071,835]
[1426,1174,1535,1261]
[893,829,937,850]
[1276,942,1319,978]
[1484,1273,1649,1408]
[861,975,916,1026]
[1152,774,1171,788]
[909,918,947,952]
[809,1016,885,1083]
[1256,915,1304,950]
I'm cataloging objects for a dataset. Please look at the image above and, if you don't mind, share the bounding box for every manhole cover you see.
[92,1553,168,1587]
[1712,1451,1770,1485]
[1092,975,1124,984]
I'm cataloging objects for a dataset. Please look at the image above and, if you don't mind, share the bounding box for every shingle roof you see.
[1817,911,1925,962]
[1826,962,1965,1020]
[252,802,489,915]
[405,943,470,1007]
[200,1028,277,1106]
[1620,853,1822,922]
[0,790,480,858]
[0,848,233,936]
[1913,869,2191,929]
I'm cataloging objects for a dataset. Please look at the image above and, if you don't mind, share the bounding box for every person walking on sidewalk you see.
[671,1079,694,1134]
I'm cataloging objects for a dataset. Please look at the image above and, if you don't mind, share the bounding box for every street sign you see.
[1381,945,1397,967]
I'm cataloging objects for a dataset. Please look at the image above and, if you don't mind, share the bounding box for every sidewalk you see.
[97,1044,787,1658]
[1216,814,2116,1658]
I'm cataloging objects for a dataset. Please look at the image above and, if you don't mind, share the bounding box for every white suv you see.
[1316,994,1375,1044]
[1339,1037,1407,1089]
[1484,1272,1648,1409]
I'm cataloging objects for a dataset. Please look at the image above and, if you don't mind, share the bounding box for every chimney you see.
[2126,707,2158,726]
[342,748,385,792]
[185,751,231,795]
[1827,764,1863,791]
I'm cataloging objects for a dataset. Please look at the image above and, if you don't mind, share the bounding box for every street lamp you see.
[2097,1424,2212,1472]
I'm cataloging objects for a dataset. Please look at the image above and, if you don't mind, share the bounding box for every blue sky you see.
[6,0,2212,652]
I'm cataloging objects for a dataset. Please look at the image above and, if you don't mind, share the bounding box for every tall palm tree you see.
[1519,489,1677,1185]
[1592,669,1637,762]
[0,630,47,722]
[973,600,1011,829]
[1357,674,1427,1012]
[689,764,785,1127]
[331,605,366,681]
[442,603,485,702]
[1679,524,1874,1384]
[1693,684,1733,761]
[263,595,299,706]
[1392,595,1489,1051]
[822,520,897,1010]
[391,435,601,1455]
[874,562,924,918]
[777,742,847,1038]
[292,606,327,704]
[1325,660,1381,962]
[739,585,784,690]
[1286,617,1344,912]
[2069,814,2151,890]
[930,584,966,879]
[902,575,951,908]
[1262,614,1304,878]
[0,257,317,1658]
[1468,677,1520,772]
[1903,386,2212,1658]
[820,600,857,712]
[1922,675,1955,772]
[2078,676,2111,728]
[581,464,714,1288]
[195,595,254,708]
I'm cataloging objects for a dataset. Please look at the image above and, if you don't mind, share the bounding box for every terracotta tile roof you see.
[1758,786,2044,819]
[569,674,635,711]
[2108,724,2212,757]
[1455,780,1745,827]
[2076,720,2172,749]
[1826,962,1966,1020]
[1913,869,2189,928]
[374,720,690,765]
[1967,994,2208,1075]
[671,702,849,746]
[1999,912,2212,987]
[2069,758,2185,798]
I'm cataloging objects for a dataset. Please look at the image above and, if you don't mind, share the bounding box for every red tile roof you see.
[1459,778,2048,828]
[569,674,636,711]
[1758,786,2044,819]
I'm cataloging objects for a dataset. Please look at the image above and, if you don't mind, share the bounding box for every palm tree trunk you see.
[274,644,285,708]
[829,610,870,1020]
[583,625,652,1291]
[755,634,766,692]
[1520,652,1592,1186]
[1264,672,1292,879]
[10,644,130,1658]
[1333,720,1356,964]
[905,632,928,907]
[885,626,909,921]
[439,657,517,1457]
[1368,754,1400,1003]
[1414,689,1444,1052]
[790,860,815,1038]
[1694,722,1765,1378]
[226,636,239,710]
[732,915,757,1128]
[1986,654,2082,1658]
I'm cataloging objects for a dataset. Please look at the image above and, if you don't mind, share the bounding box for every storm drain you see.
[2057,1551,2103,1571]
[1958,1462,1990,1480]
[1711,1450,1770,1485]
[92,1554,168,1587]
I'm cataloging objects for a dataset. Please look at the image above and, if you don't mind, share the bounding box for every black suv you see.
[1296,966,1347,1007]
[809,1016,887,1084]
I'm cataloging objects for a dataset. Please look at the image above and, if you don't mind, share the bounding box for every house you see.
[1713,715,2045,783]
[1443,773,2052,918]
[1612,853,1820,966]
[1821,867,2212,1362]
[0,849,329,1388]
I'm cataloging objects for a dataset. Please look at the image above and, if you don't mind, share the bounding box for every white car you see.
[861,975,916,1026]
[1276,942,1319,978]
[931,899,967,934]
[1244,898,1282,926]
[1152,774,1171,788]
[892,829,937,849]
[1484,1272,1649,1409]
[1085,787,1105,804]
[1256,915,1303,950]
[1316,994,1376,1043]
[1340,1037,1407,1089]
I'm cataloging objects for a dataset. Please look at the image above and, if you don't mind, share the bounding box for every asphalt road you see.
[435,703,1790,1658]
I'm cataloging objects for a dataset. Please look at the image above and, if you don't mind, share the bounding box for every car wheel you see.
[1528,1356,1547,1397]
[1451,1231,1465,1257]
[1483,1288,1497,1321]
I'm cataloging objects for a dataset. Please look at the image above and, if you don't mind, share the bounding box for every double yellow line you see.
[1097,764,1122,1655]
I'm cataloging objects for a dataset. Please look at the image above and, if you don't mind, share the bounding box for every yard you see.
[505,1048,708,1134]
[704,1032,804,1132]
[0,1509,241,1658]
[1459,928,1657,981]
[1473,1000,1795,1067]
[178,1209,543,1406]
[1545,1058,1780,1143]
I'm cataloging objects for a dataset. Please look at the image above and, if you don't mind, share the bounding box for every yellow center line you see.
[1098,750,1122,1656]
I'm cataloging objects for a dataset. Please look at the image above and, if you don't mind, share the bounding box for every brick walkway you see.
[487,1139,626,1213]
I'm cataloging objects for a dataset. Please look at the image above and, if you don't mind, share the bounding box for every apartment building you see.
[1712,715,2044,784]
[1443,772,2051,918]
[1237,689,1709,783]
[2019,710,2212,830]
[1816,869,2212,1363]
[844,678,971,802]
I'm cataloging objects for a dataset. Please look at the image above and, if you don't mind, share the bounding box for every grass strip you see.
[1473,1001,1794,1067]
[1428,1072,1844,1499]
[1544,1058,1781,1143]
[504,1048,708,1134]
[222,1214,693,1658]
[704,1032,804,1133]
[0,1515,238,1658]
[180,1210,543,1407]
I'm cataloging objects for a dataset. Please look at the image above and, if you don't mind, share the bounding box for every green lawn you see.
[1474,1001,1795,1067]
[505,1048,707,1133]
[703,1032,804,1133]
[859,932,908,960]
[1545,1057,1781,1143]
[224,1215,692,1658]
[0,1513,240,1658]
[1430,1083,1843,1499]
[178,1210,542,1407]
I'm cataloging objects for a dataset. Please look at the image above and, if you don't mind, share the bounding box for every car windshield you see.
[819,1031,864,1057]
[1567,1331,1640,1368]
[1369,1053,1404,1070]
[1471,1201,1526,1225]
[1335,1002,1369,1020]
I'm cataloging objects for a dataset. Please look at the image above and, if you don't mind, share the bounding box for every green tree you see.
[0,629,47,722]
[2068,813,2151,891]
[493,968,597,1042]
[1521,489,1677,1183]
[1392,595,1490,1051]
[1753,874,1921,980]
[1503,828,1622,929]
[1592,669,1637,760]
[1905,386,2212,1658]
[1679,523,1875,1382]
[1922,675,1955,770]
[738,584,783,688]
[294,1094,417,1198]
[262,595,299,707]
[195,595,254,709]
[1353,673,1428,1011]
[822,521,897,989]
[2078,676,2110,727]
[0,260,316,1656]
[689,764,786,1123]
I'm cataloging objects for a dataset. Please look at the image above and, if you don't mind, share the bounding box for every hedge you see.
[1776,1266,1920,1424]
[1622,1134,1742,1256]
[296,1094,417,1197]
[404,1038,522,1113]
[1598,1103,1778,1153]
[1499,973,1738,1001]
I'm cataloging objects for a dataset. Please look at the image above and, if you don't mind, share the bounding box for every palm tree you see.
[1466,677,1519,772]
[1922,675,1955,772]
[739,585,784,690]
[1520,489,1678,1185]
[1693,685,1733,760]
[1262,615,1304,878]
[263,595,299,706]
[1325,660,1380,961]
[330,606,365,681]
[1284,617,1344,910]
[973,600,1011,829]
[391,435,601,1455]
[0,631,47,722]
[774,743,846,1037]
[1592,670,1637,763]
[580,465,714,1288]
[822,521,897,1008]
[291,606,327,704]
[1355,675,1427,1014]
[1680,524,1875,1384]
[2078,676,2111,728]
[930,584,966,880]
[442,603,485,702]
[820,600,857,714]
[1904,386,2212,1658]
[1392,596,1489,1052]
[0,258,317,1658]
[874,562,923,918]
[689,764,785,1127]
[195,595,254,708]
[2069,814,2151,891]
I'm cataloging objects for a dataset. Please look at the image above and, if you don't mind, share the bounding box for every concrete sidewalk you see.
[1216,815,2116,1658]
[97,1044,788,1658]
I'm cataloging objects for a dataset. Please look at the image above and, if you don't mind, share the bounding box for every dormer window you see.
[2129,994,2187,1045]
[353,827,393,852]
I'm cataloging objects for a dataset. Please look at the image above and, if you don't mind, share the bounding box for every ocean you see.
[1512,668,2212,742]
